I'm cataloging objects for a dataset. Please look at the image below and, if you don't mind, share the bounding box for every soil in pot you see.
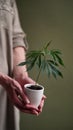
[27,85,42,90]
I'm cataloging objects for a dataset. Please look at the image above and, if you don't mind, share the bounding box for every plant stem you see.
[36,66,42,83]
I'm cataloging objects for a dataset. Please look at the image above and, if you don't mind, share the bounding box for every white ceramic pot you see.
[24,84,44,107]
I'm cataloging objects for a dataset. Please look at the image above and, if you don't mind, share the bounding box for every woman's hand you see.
[13,72,46,115]
[0,72,40,115]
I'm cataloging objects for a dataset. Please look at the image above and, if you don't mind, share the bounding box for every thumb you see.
[20,91,30,104]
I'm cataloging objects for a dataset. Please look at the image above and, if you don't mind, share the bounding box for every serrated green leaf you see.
[49,63,63,78]
[49,50,56,61]
[44,40,52,49]
[41,60,47,71]
[18,60,30,66]
[26,50,41,59]
[55,54,64,66]
[52,71,57,79]
[37,55,42,68]
[46,62,51,77]
[53,50,62,54]
[27,60,36,71]
[47,60,59,66]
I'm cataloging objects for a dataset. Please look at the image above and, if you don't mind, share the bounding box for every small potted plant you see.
[18,41,64,107]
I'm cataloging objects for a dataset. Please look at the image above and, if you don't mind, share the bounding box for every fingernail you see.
[35,112,39,116]
[27,100,30,104]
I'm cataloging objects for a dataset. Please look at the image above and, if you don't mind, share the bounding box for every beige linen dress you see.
[0,0,27,130]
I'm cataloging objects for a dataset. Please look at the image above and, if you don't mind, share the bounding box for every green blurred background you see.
[16,0,73,130]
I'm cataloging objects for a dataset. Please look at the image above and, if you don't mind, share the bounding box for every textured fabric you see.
[0,0,27,130]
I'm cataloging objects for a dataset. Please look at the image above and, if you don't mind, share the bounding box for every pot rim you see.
[24,83,44,91]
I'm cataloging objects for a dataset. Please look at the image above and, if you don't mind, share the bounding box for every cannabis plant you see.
[18,41,64,83]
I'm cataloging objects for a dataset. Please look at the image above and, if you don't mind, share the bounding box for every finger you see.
[9,92,39,116]
[38,95,46,112]
[14,102,39,116]
[20,108,39,116]
[11,80,22,91]
[38,99,45,112]
[20,91,30,104]
[42,95,47,100]
[14,87,30,104]
[25,104,39,112]
[14,97,39,114]
[14,103,39,115]
[8,90,24,108]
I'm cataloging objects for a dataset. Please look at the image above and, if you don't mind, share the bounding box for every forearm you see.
[13,47,28,78]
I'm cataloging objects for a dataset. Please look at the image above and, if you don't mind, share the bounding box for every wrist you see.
[0,73,10,86]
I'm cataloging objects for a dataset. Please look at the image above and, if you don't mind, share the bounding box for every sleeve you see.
[12,0,28,49]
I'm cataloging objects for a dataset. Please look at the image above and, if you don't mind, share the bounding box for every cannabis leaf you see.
[18,41,64,82]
